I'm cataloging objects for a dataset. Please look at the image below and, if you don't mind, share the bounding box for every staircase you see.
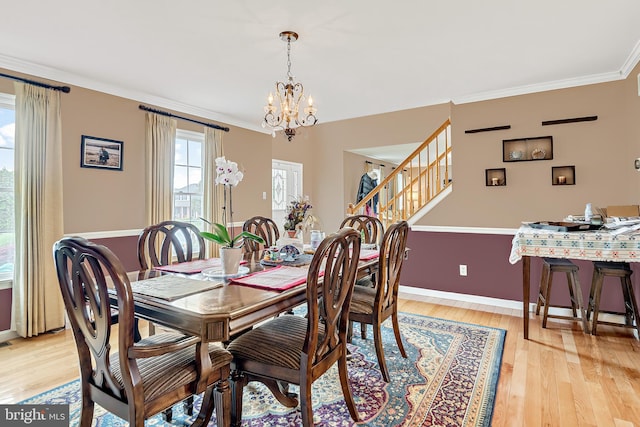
[347,119,452,229]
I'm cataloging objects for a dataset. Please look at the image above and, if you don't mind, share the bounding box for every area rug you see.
[20,312,505,426]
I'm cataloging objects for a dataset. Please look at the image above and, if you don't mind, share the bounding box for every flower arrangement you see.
[200,157,264,248]
[283,196,313,231]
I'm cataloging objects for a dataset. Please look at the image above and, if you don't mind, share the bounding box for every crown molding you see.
[451,70,626,105]
[620,39,640,78]
[0,53,265,133]
[3,48,639,129]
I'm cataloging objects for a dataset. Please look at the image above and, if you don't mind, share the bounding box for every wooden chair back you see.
[305,227,362,364]
[137,220,205,270]
[242,216,280,262]
[347,220,409,382]
[54,236,232,426]
[376,220,409,314]
[340,214,384,246]
[54,237,141,403]
[227,227,362,426]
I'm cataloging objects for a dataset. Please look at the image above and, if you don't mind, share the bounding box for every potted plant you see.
[283,196,313,238]
[200,157,264,274]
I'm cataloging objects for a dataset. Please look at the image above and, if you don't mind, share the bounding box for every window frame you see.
[0,92,16,288]
[172,129,204,226]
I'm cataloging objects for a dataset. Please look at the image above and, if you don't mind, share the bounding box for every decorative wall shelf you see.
[465,125,511,134]
[552,166,575,185]
[503,136,553,162]
[485,168,506,187]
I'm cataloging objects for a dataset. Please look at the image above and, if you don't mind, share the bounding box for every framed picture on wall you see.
[80,135,123,171]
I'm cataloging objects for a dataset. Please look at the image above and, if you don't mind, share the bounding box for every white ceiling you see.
[2,0,640,145]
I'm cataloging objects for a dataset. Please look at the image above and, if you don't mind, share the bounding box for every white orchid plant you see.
[200,157,264,249]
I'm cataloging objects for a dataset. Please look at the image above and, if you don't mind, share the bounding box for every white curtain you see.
[202,127,224,257]
[12,82,65,337]
[145,113,176,225]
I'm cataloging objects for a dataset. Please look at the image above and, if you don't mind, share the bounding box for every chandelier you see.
[263,31,318,142]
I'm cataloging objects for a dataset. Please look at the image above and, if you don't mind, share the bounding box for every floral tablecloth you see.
[509,225,640,264]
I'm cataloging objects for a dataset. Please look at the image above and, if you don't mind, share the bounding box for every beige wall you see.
[305,66,640,231]
[3,62,640,235]
[0,68,273,234]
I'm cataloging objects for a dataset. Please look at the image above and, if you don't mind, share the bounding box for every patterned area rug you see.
[20,312,505,426]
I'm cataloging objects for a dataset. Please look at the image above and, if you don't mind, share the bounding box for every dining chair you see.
[348,220,409,382]
[137,220,206,270]
[340,214,384,247]
[53,236,232,427]
[340,214,385,336]
[137,220,207,419]
[226,228,362,427]
[242,216,280,262]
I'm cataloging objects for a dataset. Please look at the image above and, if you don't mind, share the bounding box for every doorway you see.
[272,159,303,233]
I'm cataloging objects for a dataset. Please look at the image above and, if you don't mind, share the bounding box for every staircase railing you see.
[347,118,451,229]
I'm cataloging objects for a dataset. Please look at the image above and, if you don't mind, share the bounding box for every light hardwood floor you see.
[1,295,639,426]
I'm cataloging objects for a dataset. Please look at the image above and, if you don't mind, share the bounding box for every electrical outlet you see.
[262,191,267,200]
[459,265,468,276]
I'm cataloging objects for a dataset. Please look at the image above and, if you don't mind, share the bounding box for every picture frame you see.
[81,135,123,171]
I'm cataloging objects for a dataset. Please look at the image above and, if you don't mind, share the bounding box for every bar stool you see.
[586,261,640,338]
[535,257,589,333]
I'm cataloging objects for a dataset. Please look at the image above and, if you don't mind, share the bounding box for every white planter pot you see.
[220,247,243,275]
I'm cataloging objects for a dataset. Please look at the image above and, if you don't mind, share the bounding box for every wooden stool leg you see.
[542,271,554,328]
[622,276,640,338]
[536,263,550,315]
[620,277,634,326]
[586,268,600,321]
[590,271,605,335]
[568,271,589,334]
[566,271,578,317]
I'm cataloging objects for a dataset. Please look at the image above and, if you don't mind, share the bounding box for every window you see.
[173,130,203,226]
[0,93,15,284]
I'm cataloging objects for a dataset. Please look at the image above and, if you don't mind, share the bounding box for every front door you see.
[272,160,303,234]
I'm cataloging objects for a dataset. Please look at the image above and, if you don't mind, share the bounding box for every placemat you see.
[359,249,379,260]
[153,258,247,274]
[130,275,223,301]
[230,266,311,291]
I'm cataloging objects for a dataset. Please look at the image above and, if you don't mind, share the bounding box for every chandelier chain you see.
[286,36,293,80]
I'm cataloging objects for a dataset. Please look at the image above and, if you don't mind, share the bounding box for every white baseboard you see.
[398,285,630,323]
[399,285,523,310]
[0,329,18,344]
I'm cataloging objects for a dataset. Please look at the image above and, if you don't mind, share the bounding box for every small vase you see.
[287,230,297,238]
[220,247,243,275]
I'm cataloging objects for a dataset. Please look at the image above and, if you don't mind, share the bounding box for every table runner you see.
[153,258,247,274]
[130,275,223,301]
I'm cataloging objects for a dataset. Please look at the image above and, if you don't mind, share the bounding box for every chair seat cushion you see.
[110,333,232,401]
[227,315,315,370]
[350,286,377,315]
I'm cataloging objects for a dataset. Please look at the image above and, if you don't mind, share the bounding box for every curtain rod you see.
[139,105,229,132]
[0,72,71,93]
